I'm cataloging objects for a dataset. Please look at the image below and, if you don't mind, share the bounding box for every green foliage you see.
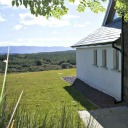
[11,0,128,21]
[12,0,68,19]
[77,0,106,13]
[36,60,42,66]
[0,50,76,73]
[77,0,128,21]
[115,0,128,21]
[11,0,106,18]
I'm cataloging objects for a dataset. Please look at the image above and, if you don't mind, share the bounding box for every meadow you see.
[0,68,96,127]
[0,68,95,112]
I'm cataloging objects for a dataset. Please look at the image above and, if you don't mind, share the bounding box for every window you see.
[102,49,107,67]
[93,50,97,65]
[113,49,119,70]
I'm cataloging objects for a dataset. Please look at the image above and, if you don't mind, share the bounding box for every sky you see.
[0,0,108,47]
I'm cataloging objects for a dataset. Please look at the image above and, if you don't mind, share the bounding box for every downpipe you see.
[112,13,124,104]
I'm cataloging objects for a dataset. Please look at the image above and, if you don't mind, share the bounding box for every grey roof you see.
[72,18,121,48]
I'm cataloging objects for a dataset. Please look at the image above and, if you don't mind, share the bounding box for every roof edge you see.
[102,0,116,26]
[71,42,112,48]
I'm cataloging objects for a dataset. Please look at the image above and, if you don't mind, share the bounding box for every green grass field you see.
[0,68,96,115]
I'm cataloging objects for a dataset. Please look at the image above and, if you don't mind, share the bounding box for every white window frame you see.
[102,49,107,67]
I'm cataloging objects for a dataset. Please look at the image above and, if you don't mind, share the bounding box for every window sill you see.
[111,69,121,73]
[93,64,98,67]
[100,66,108,70]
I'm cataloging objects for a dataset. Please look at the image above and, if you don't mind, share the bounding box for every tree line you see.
[0,50,76,73]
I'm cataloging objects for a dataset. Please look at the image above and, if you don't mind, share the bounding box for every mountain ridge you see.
[0,46,74,54]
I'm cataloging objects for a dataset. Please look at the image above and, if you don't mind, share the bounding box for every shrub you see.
[36,60,42,66]
[61,63,73,69]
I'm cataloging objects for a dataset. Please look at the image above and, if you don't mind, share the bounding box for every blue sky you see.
[0,0,108,47]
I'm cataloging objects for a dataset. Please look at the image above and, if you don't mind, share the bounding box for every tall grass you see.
[6,90,23,128]
[0,47,10,128]
[1,103,86,128]
[0,47,24,128]
[0,47,9,104]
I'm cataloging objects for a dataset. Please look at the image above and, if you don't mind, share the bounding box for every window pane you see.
[102,49,106,67]
[113,49,119,70]
[93,50,97,65]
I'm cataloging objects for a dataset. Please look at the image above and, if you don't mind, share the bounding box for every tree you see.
[115,0,128,21]
[36,60,42,66]
[11,0,128,20]
[11,0,106,19]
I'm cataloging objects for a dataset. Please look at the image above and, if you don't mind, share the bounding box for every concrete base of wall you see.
[78,106,128,128]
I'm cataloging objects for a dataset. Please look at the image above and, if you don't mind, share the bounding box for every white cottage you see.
[72,0,122,101]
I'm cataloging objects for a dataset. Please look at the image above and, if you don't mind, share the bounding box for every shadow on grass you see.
[64,85,96,110]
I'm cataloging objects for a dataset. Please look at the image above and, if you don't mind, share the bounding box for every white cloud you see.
[0,16,6,22]
[0,41,11,46]
[12,37,81,46]
[69,0,81,5]
[0,0,27,9]
[13,24,23,30]
[63,14,79,20]
[74,21,91,27]
[17,37,79,42]
[0,36,82,47]
[52,31,58,34]
[19,13,69,27]
[18,13,80,27]
[0,0,11,6]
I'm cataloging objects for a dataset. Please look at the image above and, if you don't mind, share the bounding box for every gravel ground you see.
[62,77,125,108]
[62,76,76,84]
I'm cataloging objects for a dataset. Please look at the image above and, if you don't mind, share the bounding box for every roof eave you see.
[71,42,112,48]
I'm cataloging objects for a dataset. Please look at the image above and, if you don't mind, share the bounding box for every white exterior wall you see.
[76,45,121,101]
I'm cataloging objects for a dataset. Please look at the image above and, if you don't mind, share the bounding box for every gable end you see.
[102,0,116,26]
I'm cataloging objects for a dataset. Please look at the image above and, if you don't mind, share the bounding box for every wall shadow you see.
[64,81,96,110]
[65,78,120,109]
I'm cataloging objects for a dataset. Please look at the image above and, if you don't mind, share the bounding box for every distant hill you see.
[0,50,76,73]
[0,46,74,54]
